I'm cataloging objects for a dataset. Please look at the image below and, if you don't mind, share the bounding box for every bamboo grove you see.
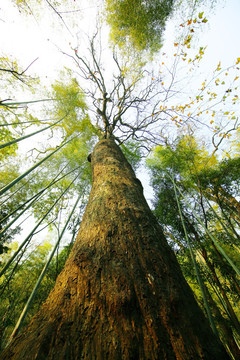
[0,0,239,358]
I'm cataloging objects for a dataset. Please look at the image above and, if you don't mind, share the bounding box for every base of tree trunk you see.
[0,139,230,360]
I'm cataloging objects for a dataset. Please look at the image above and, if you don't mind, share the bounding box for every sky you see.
[0,0,104,86]
[1,0,240,84]
[0,0,240,243]
[200,0,240,67]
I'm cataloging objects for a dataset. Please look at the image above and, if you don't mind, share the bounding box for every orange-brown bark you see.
[1,139,229,359]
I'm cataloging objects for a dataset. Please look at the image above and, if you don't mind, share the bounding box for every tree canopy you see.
[105,0,175,52]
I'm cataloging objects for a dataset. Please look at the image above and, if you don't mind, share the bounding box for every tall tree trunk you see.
[1,139,229,360]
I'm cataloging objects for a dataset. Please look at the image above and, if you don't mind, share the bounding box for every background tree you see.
[147,134,240,358]
[0,241,73,350]
[105,0,175,52]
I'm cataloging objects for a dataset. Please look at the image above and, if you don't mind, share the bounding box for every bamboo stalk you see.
[0,116,66,150]
[0,165,81,235]
[0,173,78,277]
[0,136,76,197]
[205,197,239,243]
[174,181,240,278]
[7,192,82,345]
[170,174,218,336]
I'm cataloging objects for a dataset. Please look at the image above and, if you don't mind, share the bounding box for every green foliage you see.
[50,75,90,139]
[27,137,92,223]
[0,55,37,89]
[0,241,72,349]
[149,135,217,180]
[147,135,240,355]
[105,0,175,52]
[147,134,240,247]
[0,132,18,166]
[0,212,20,258]
[0,54,39,161]
[197,157,240,195]
[0,160,27,256]
[10,0,61,15]
[0,63,97,267]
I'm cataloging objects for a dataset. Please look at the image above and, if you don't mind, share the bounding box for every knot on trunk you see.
[87,153,92,162]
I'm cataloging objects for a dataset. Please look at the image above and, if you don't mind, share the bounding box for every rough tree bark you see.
[1,139,229,359]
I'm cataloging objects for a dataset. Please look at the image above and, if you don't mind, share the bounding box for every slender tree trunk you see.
[210,241,240,296]
[203,255,240,334]
[1,139,229,360]
[204,285,240,360]
[218,186,240,216]
[188,222,240,335]
[204,187,240,223]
